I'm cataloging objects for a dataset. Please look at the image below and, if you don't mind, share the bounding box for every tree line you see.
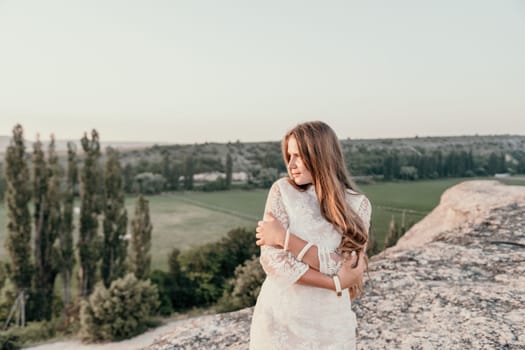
[0,125,264,348]
[1,125,157,346]
[120,150,234,194]
[1,138,523,202]
[378,149,511,180]
[81,142,525,194]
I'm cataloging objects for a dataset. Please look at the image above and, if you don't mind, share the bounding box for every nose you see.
[289,156,297,169]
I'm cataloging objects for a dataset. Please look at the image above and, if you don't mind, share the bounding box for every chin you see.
[293,177,307,186]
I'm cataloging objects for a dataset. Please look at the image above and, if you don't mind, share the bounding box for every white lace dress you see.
[249,178,372,350]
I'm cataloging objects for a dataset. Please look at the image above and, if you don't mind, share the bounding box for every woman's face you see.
[287,136,314,185]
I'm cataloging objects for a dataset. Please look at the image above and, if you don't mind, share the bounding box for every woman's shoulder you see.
[345,187,362,196]
[271,177,311,198]
[269,177,288,188]
[270,177,294,192]
[345,188,370,207]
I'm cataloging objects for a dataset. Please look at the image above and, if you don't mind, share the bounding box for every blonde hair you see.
[282,121,369,295]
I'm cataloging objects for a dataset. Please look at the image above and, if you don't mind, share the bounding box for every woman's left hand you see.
[255,212,286,247]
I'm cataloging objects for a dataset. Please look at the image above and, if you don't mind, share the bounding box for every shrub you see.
[0,321,55,349]
[132,172,166,194]
[176,227,260,307]
[149,270,173,316]
[79,273,159,342]
[0,332,19,350]
[217,255,265,312]
[200,177,228,192]
[0,278,17,323]
[165,248,200,310]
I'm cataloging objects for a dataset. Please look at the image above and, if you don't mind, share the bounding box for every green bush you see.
[132,172,166,194]
[79,273,160,342]
[176,227,259,308]
[0,333,19,350]
[149,270,173,316]
[217,255,265,312]
[0,321,55,350]
[0,278,17,323]
[200,177,228,192]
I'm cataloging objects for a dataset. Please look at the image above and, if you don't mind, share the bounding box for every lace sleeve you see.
[317,195,372,275]
[357,195,372,233]
[259,181,309,288]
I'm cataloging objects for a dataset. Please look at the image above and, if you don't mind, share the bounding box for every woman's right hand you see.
[337,251,365,289]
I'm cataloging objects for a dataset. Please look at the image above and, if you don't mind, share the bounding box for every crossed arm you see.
[256,182,370,294]
[256,213,365,292]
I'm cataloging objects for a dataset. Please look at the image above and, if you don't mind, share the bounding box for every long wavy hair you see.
[282,121,369,295]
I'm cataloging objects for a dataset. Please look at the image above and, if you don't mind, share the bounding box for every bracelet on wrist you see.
[297,242,314,262]
[284,228,291,251]
[332,274,342,297]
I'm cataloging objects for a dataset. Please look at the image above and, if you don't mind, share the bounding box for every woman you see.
[249,121,372,350]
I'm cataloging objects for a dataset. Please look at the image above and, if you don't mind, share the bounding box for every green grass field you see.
[0,196,254,271]
[176,177,508,252]
[0,177,522,271]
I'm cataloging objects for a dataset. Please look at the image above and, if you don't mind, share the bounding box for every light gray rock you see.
[145,308,253,350]
[355,201,525,349]
[145,181,525,350]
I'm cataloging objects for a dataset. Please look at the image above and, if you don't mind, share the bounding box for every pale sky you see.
[0,0,524,143]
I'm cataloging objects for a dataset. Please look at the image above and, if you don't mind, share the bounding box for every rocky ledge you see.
[146,180,525,349]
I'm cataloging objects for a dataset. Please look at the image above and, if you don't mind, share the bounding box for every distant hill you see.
[2,134,523,157]
[340,134,525,156]
[1,134,524,179]
[116,134,525,174]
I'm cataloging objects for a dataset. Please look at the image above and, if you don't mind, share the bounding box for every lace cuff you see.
[260,245,309,287]
[259,181,309,288]
[318,246,343,275]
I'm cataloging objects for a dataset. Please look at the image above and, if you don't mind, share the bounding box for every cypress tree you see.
[122,163,134,193]
[0,163,6,202]
[161,150,171,191]
[487,152,499,175]
[129,195,152,280]
[384,215,399,249]
[170,163,181,191]
[46,137,62,308]
[101,147,128,288]
[435,150,443,177]
[32,136,62,320]
[4,124,33,300]
[382,154,393,181]
[79,130,103,297]
[226,152,233,189]
[366,227,381,256]
[467,149,475,172]
[498,153,506,173]
[60,141,78,307]
[32,136,49,319]
[184,154,194,190]
[392,152,400,179]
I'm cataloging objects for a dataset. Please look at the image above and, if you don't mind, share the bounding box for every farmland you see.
[0,177,522,271]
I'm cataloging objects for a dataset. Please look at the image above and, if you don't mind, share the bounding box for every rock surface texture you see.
[146,180,525,350]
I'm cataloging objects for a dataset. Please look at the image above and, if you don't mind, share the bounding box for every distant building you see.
[188,171,249,183]
[194,171,225,182]
[494,173,510,178]
[232,172,248,182]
